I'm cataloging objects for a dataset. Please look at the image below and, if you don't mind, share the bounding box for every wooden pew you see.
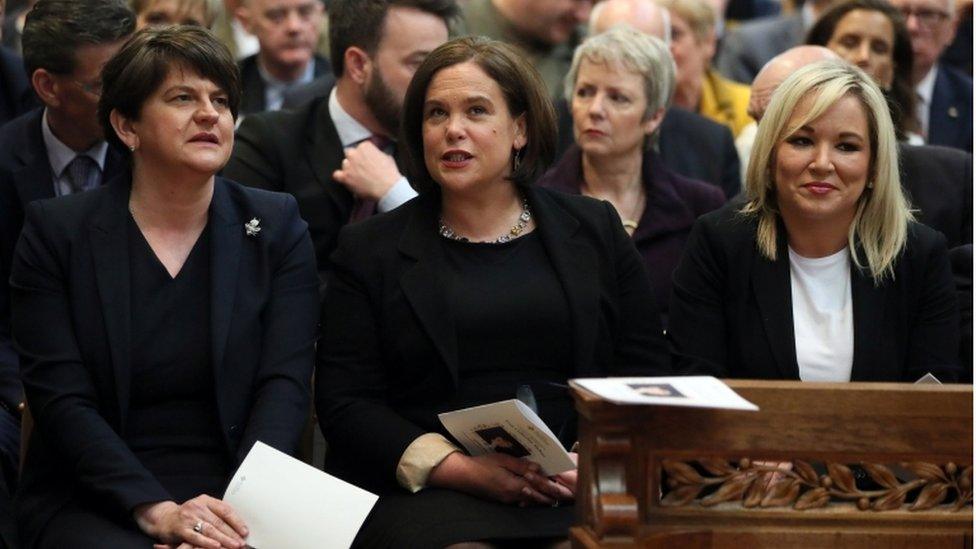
[571,380,973,548]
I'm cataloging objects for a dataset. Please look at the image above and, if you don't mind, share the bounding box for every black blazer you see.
[315,187,670,494]
[237,54,332,115]
[555,99,741,199]
[10,176,319,544]
[899,143,972,249]
[928,64,972,153]
[0,108,126,414]
[224,92,361,279]
[669,203,960,383]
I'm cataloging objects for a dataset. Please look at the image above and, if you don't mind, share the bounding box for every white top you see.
[328,87,417,213]
[789,246,853,382]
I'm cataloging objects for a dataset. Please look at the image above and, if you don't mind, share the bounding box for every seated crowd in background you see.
[0,0,971,546]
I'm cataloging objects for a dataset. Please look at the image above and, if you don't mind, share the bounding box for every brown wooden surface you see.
[571,381,973,548]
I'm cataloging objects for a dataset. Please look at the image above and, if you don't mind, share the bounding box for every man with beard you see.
[224,0,455,284]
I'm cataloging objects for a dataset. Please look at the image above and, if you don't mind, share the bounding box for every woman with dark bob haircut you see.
[11,26,318,547]
[806,0,919,141]
[316,36,669,547]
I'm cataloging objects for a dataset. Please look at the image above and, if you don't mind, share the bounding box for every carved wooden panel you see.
[659,459,973,512]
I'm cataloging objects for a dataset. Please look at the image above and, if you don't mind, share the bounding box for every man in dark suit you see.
[223,0,456,280]
[0,0,133,545]
[235,0,331,114]
[889,0,972,152]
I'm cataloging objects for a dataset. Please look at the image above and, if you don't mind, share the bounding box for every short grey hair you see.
[564,25,675,121]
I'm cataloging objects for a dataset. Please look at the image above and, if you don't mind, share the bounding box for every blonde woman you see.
[669,60,960,382]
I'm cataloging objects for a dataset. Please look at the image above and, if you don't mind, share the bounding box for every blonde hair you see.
[654,0,714,43]
[130,0,222,28]
[741,59,913,283]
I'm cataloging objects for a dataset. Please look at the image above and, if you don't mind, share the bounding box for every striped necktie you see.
[66,155,100,194]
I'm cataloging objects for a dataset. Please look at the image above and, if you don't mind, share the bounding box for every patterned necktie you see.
[348,134,394,223]
[66,155,100,194]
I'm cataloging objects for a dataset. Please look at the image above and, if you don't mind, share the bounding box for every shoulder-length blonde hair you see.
[741,60,913,283]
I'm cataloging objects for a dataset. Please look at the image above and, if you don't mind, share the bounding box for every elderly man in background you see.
[460,0,592,96]
[558,0,741,199]
[743,45,971,250]
[235,0,331,114]
[889,0,972,151]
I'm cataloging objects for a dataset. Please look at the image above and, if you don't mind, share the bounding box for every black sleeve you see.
[668,217,730,377]
[236,195,319,464]
[11,202,170,513]
[315,230,428,485]
[905,230,962,383]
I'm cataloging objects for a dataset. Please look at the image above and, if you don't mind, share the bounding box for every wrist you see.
[133,500,176,535]
[427,451,466,489]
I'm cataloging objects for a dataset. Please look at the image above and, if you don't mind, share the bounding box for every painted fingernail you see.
[522,487,532,496]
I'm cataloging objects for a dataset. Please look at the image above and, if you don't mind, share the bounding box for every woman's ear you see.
[109,109,139,151]
[642,107,666,136]
[513,113,527,150]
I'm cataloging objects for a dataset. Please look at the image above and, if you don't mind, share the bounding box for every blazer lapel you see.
[209,179,242,385]
[750,228,800,379]
[397,193,459,384]
[305,96,354,217]
[12,112,56,207]
[88,179,133,423]
[528,187,600,375]
[848,252,885,381]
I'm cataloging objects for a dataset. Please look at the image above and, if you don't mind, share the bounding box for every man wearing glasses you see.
[0,0,134,545]
[890,0,972,151]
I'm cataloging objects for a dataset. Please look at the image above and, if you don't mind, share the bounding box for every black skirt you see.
[353,488,574,548]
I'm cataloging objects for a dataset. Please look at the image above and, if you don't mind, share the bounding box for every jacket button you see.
[229,424,238,432]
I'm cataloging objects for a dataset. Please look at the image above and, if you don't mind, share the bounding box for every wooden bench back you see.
[571,381,973,548]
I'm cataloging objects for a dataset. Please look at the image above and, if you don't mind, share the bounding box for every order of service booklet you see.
[222,441,378,549]
[438,399,577,476]
[569,376,759,411]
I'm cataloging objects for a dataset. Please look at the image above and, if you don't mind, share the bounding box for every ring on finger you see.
[193,520,205,534]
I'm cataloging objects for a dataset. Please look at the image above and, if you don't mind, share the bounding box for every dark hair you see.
[98,26,240,152]
[328,0,458,77]
[22,0,135,77]
[806,0,917,139]
[400,36,557,193]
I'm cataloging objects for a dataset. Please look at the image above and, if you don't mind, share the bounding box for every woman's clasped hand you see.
[138,497,248,549]
[428,452,577,507]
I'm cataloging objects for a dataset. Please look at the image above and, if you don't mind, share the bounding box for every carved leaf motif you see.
[794,460,819,485]
[761,479,801,508]
[904,462,949,482]
[700,474,753,506]
[872,487,907,511]
[743,473,768,508]
[794,487,830,510]
[662,460,704,485]
[962,466,973,489]
[910,482,949,511]
[827,463,857,493]
[661,484,702,507]
[699,458,736,476]
[862,463,899,489]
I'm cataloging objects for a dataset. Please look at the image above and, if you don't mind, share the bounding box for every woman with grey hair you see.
[669,60,959,383]
[538,25,724,326]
